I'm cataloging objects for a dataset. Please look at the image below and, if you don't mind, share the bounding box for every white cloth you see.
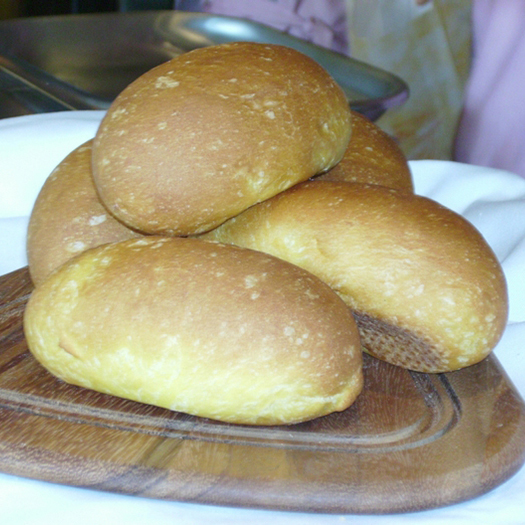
[1,111,525,524]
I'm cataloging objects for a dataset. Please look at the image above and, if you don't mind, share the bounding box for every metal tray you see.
[0,10,408,120]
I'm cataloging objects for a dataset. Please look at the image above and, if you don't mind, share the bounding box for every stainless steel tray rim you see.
[0,10,409,120]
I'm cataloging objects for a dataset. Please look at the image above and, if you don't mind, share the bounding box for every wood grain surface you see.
[1,266,524,514]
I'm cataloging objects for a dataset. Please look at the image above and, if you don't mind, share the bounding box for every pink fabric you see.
[200,0,349,54]
[454,0,525,178]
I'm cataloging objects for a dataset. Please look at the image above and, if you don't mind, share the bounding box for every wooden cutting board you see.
[1,266,525,514]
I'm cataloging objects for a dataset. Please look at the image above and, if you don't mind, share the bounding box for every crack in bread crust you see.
[353,311,448,373]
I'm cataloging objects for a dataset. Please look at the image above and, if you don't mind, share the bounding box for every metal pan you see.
[0,10,408,120]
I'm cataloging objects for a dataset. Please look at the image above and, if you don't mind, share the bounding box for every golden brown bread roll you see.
[26,140,143,286]
[202,181,508,373]
[92,42,352,236]
[24,236,363,425]
[315,110,414,192]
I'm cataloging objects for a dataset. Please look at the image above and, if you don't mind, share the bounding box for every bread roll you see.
[202,181,508,373]
[92,42,352,235]
[315,111,414,192]
[24,236,363,425]
[27,140,143,286]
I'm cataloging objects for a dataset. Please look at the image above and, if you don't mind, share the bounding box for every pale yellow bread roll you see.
[202,181,508,373]
[27,140,143,286]
[23,236,363,425]
[92,42,352,236]
[315,111,414,192]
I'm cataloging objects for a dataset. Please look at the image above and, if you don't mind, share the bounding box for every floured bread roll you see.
[92,42,352,235]
[24,237,363,425]
[202,181,508,373]
[315,111,414,192]
[27,140,143,286]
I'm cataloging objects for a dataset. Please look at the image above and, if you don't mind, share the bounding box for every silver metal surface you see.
[0,11,409,120]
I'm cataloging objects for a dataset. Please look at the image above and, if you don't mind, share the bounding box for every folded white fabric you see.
[1,111,525,525]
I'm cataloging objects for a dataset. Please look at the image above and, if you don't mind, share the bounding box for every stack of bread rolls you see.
[24,42,508,426]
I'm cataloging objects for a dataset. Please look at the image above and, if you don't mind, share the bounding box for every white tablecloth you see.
[1,111,525,525]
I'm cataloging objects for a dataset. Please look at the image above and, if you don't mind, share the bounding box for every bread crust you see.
[24,237,363,425]
[27,140,142,286]
[315,111,414,192]
[92,42,352,235]
[203,181,508,372]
